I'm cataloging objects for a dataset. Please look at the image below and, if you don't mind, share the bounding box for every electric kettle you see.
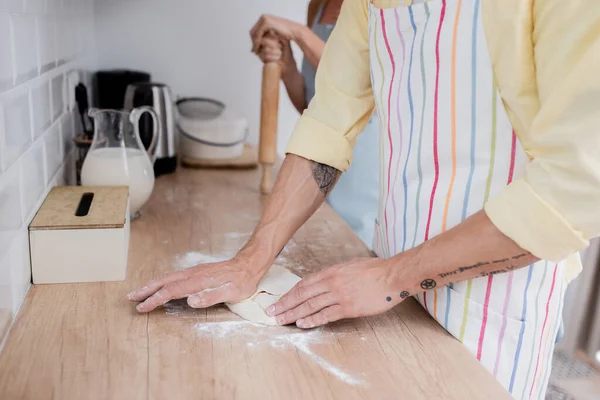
[124,83,177,176]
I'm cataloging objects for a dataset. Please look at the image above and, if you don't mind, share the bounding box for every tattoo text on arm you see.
[437,252,532,279]
[311,161,340,197]
[416,252,533,294]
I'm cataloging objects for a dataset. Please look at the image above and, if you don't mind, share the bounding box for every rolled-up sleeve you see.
[485,4,600,262]
[285,0,374,172]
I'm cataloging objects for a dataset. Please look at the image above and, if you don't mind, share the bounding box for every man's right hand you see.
[127,254,268,313]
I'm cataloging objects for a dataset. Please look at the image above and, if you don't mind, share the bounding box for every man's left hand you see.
[267,257,411,329]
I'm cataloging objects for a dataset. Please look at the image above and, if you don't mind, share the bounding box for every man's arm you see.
[390,210,539,299]
[237,154,340,271]
[129,154,338,312]
[269,2,600,328]
[269,209,540,328]
[128,0,373,312]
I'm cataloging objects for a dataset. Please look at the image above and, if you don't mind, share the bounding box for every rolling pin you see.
[258,38,282,194]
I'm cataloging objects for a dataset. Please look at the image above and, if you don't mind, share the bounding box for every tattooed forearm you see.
[438,252,531,279]
[311,161,341,197]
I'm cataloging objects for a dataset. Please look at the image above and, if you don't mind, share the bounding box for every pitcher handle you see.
[130,106,159,162]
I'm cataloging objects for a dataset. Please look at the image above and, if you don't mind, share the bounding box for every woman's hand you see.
[257,36,283,63]
[257,37,296,75]
[250,14,304,53]
[267,257,412,328]
[126,255,268,313]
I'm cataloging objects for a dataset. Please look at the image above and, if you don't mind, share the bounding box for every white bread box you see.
[29,186,130,284]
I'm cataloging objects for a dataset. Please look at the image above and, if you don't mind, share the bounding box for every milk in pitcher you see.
[81,148,155,214]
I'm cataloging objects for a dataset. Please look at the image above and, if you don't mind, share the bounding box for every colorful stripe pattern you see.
[411,3,431,250]
[368,0,567,397]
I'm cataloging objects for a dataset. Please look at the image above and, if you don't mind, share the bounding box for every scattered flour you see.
[170,235,362,385]
[174,251,236,270]
[173,228,313,272]
[224,232,252,240]
[193,320,364,386]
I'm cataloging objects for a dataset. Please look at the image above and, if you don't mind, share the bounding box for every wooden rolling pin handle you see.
[258,61,282,195]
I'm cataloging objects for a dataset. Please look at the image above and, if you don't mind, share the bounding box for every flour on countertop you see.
[224,232,252,240]
[193,320,364,386]
[170,235,361,385]
[174,251,236,269]
[174,235,306,272]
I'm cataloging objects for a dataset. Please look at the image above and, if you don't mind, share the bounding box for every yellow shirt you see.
[286,0,600,280]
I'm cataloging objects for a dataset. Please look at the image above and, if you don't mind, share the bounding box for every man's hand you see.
[127,155,339,313]
[267,257,409,329]
[127,254,268,313]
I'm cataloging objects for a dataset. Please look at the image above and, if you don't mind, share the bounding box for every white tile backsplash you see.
[0,13,13,93]
[50,73,64,121]
[2,90,32,170]
[61,110,73,155]
[55,16,70,65]
[25,0,45,14]
[0,251,13,332]
[37,16,56,73]
[19,138,45,218]
[9,228,31,313]
[0,0,95,342]
[1,0,23,13]
[44,122,61,182]
[31,80,51,138]
[10,13,38,84]
[0,166,22,257]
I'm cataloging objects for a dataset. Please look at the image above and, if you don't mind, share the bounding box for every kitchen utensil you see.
[177,97,248,161]
[258,33,282,194]
[95,69,151,109]
[81,107,158,218]
[29,186,130,284]
[124,83,177,176]
[75,83,92,138]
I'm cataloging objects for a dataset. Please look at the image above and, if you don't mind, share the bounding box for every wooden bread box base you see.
[29,186,130,284]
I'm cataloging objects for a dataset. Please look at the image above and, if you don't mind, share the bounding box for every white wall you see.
[94,0,308,155]
[0,0,96,343]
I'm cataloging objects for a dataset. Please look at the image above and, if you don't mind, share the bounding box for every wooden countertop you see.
[0,168,511,400]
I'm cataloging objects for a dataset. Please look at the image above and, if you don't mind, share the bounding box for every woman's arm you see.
[293,25,326,71]
[281,63,307,113]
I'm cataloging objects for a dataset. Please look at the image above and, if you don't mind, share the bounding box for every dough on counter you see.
[225,265,301,326]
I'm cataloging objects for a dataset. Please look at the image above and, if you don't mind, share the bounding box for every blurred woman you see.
[250,0,380,248]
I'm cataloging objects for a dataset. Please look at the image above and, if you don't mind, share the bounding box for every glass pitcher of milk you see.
[81,107,159,218]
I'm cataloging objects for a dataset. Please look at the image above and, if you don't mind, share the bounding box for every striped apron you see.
[368,0,567,398]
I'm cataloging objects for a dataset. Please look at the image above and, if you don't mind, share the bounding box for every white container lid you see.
[176,98,248,146]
